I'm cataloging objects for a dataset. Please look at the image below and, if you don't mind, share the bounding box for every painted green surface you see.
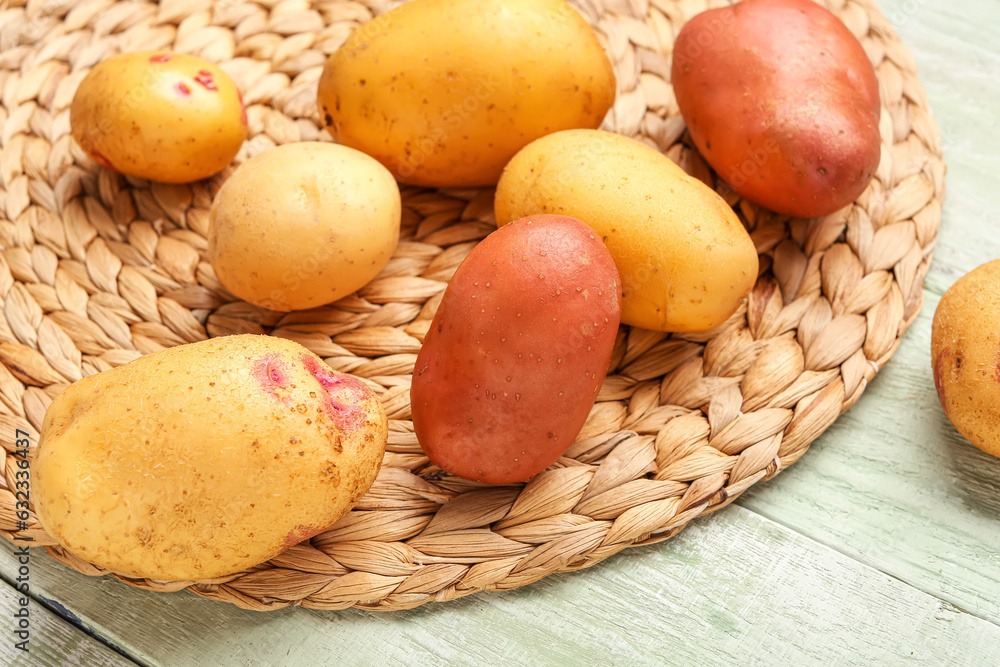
[3,506,1000,666]
[739,0,1000,627]
[2,0,999,664]
[0,577,136,667]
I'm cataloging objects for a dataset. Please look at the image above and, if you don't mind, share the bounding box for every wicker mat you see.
[0,0,944,611]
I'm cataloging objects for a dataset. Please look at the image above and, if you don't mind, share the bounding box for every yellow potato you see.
[32,335,387,581]
[70,51,247,183]
[317,0,616,188]
[931,259,1000,459]
[208,142,401,312]
[495,129,759,332]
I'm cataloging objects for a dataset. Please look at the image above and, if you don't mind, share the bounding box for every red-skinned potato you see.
[671,0,881,218]
[411,215,621,484]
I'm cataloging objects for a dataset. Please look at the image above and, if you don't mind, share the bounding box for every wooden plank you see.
[3,506,999,666]
[738,0,1000,627]
[0,579,136,667]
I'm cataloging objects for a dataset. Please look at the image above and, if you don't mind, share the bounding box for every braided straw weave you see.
[0,0,943,611]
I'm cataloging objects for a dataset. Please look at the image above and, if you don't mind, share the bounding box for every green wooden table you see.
[3,0,999,664]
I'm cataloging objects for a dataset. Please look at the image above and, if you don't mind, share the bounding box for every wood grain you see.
[4,505,1000,666]
[1,0,998,662]
[0,580,135,667]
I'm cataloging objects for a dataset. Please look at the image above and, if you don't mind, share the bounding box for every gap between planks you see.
[0,577,139,667]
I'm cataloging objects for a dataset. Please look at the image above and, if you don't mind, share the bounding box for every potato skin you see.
[495,129,758,333]
[411,215,621,484]
[207,142,401,312]
[70,51,247,183]
[671,0,880,218]
[32,335,387,581]
[931,260,1000,459]
[317,0,615,188]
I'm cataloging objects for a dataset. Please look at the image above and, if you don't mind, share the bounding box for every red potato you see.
[411,215,621,484]
[671,0,881,218]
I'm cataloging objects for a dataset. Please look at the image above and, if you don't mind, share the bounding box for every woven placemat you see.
[0,0,944,611]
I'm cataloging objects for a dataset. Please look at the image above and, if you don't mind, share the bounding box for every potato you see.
[411,215,621,484]
[931,259,1000,459]
[317,0,615,188]
[495,129,759,333]
[71,51,247,183]
[671,0,881,219]
[208,142,401,312]
[32,335,387,581]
